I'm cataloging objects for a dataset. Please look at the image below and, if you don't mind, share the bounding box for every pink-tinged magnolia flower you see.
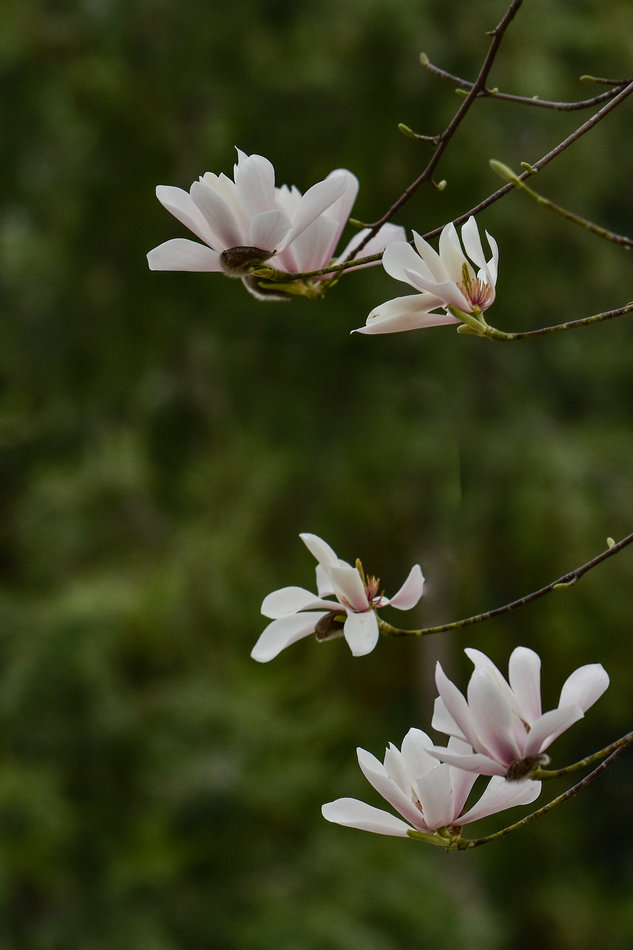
[147,149,404,298]
[251,533,424,662]
[355,216,499,334]
[321,729,541,841]
[428,647,610,779]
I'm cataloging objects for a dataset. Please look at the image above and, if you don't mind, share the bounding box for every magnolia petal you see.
[410,230,451,283]
[357,748,427,828]
[343,609,379,656]
[403,268,471,313]
[278,174,348,250]
[416,762,456,831]
[460,216,488,272]
[458,777,541,826]
[433,663,482,750]
[249,209,292,256]
[508,647,543,723]
[461,217,499,289]
[190,179,245,249]
[315,563,335,599]
[558,663,610,713]
[467,669,521,765]
[329,563,369,612]
[385,564,425,610]
[146,239,223,272]
[426,744,506,777]
[250,612,326,662]
[382,241,434,286]
[154,185,220,248]
[260,585,335,619]
[322,169,359,231]
[355,294,455,335]
[275,214,339,273]
[437,222,468,283]
[299,533,340,568]
[321,798,412,837]
[399,728,438,782]
[233,151,277,217]
[523,705,584,757]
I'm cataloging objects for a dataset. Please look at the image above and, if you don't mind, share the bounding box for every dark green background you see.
[2,0,633,947]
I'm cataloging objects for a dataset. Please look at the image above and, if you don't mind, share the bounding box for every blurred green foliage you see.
[1,0,633,947]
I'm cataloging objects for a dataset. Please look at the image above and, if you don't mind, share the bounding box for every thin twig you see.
[379,531,633,639]
[535,732,633,781]
[346,0,525,259]
[419,57,631,111]
[424,78,633,240]
[458,740,632,849]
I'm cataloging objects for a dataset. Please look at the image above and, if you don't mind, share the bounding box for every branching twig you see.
[419,56,632,111]
[346,0,525,259]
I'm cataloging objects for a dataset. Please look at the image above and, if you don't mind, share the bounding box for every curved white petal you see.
[276,215,339,273]
[433,663,481,750]
[146,239,223,272]
[299,533,340,568]
[322,169,359,230]
[403,269,471,312]
[458,777,541,826]
[437,222,467,282]
[315,563,335,599]
[321,798,412,837]
[385,564,425,610]
[411,230,450,283]
[467,669,521,765]
[154,185,221,248]
[416,763,456,831]
[355,294,455,335]
[329,563,369,611]
[558,663,610,712]
[233,151,276,217]
[382,241,433,286]
[460,216,487,271]
[357,748,427,828]
[278,174,348,250]
[426,744,506,776]
[249,209,292,254]
[190,179,245,249]
[508,647,542,723]
[400,728,438,781]
[250,612,326,662]
[343,609,379,656]
[523,705,584,757]
[260,585,334,619]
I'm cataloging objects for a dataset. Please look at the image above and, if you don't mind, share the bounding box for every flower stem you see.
[534,731,633,780]
[378,530,633,639]
[455,740,632,849]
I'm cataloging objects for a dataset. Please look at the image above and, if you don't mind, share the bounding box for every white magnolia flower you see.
[428,646,610,779]
[355,216,499,334]
[251,533,424,662]
[321,728,541,840]
[147,149,404,296]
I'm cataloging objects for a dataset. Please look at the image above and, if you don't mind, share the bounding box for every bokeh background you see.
[2,0,633,947]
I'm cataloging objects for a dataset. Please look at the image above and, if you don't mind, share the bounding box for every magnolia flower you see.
[321,729,541,841]
[428,647,610,779]
[147,149,404,297]
[251,533,424,662]
[355,216,499,334]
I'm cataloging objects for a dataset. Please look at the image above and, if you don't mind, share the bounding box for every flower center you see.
[457,264,495,312]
